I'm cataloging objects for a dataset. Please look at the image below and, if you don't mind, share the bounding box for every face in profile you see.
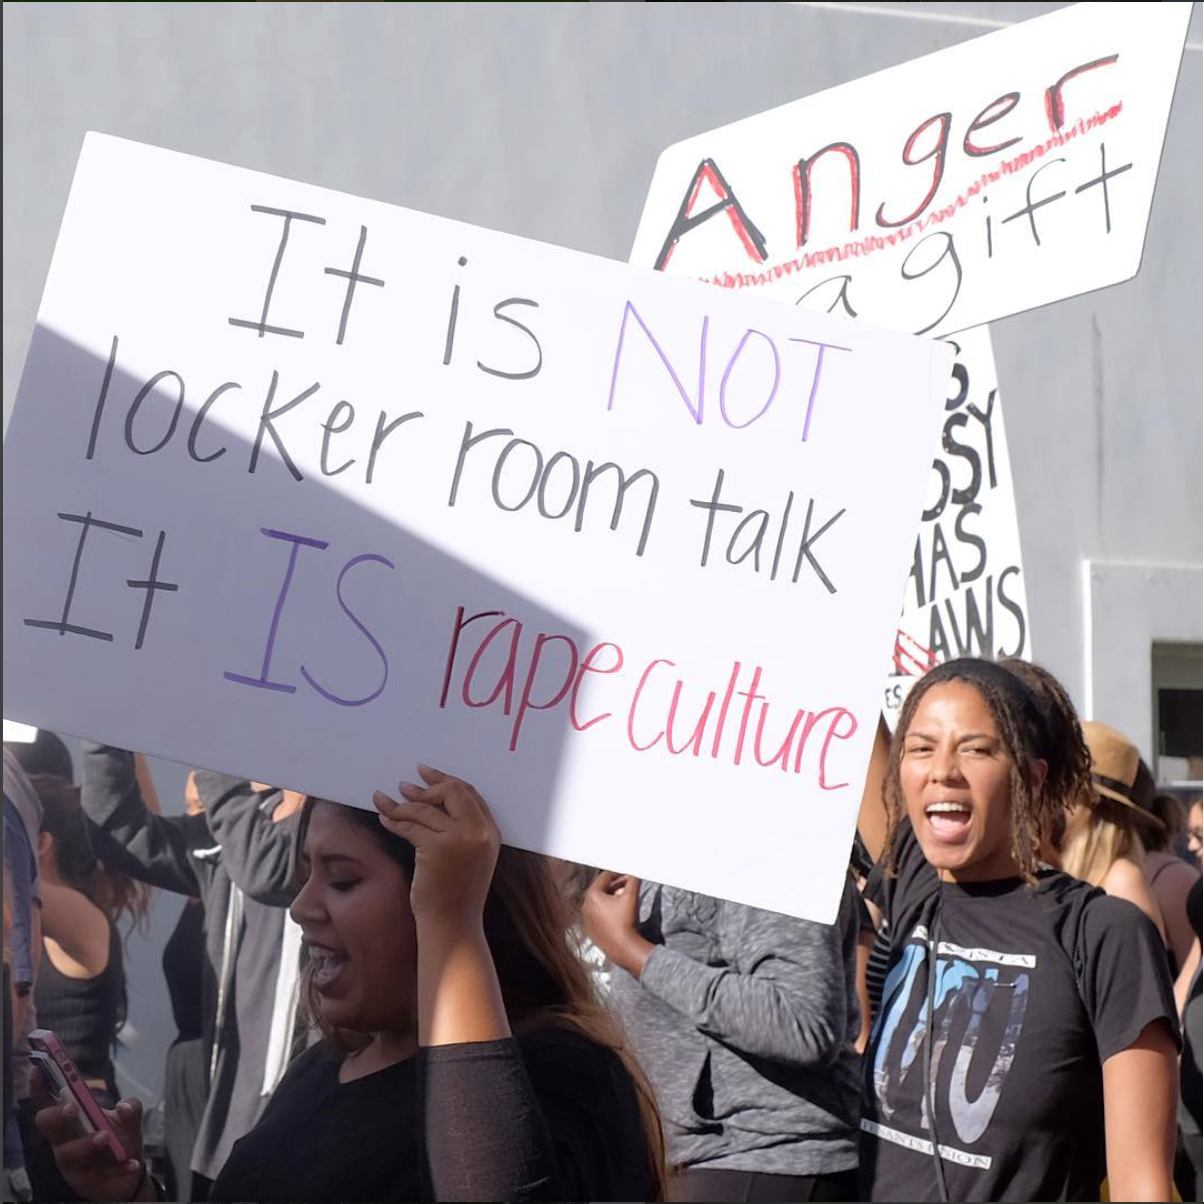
[1189,800,1203,866]
[901,681,1026,882]
[289,801,418,1036]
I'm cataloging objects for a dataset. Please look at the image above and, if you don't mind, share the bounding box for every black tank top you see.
[35,913,124,1091]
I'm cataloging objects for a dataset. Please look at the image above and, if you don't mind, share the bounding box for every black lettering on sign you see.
[902,231,963,336]
[188,383,240,464]
[1001,158,1067,248]
[794,142,861,247]
[476,299,543,381]
[249,371,320,482]
[85,336,120,461]
[876,112,952,229]
[24,513,177,649]
[320,401,357,478]
[1073,142,1132,235]
[124,372,186,456]
[324,225,385,346]
[655,159,768,272]
[228,205,327,339]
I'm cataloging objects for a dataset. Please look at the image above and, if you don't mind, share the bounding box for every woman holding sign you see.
[858,658,1178,1202]
[36,766,666,1202]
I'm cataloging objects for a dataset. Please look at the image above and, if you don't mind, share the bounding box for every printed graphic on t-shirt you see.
[862,924,1034,1169]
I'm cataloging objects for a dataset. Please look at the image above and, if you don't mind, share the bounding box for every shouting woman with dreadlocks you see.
[856,658,1178,1203]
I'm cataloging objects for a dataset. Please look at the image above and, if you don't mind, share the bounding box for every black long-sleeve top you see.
[210,1026,657,1203]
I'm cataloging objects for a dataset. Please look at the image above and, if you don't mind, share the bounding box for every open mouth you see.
[924,801,973,842]
[307,945,349,992]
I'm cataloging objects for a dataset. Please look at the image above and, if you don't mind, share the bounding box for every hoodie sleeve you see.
[194,771,299,908]
[81,743,203,896]
[637,882,855,1067]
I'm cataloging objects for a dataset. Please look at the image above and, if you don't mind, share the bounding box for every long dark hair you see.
[884,658,1059,884]
[296,798,668,1199]
[31,774,151,932]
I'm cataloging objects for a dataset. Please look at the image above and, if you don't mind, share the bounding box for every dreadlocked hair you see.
[882,658,1057,886]
[999,658,1092,808]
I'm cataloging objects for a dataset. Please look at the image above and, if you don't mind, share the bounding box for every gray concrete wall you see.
[5,0,1201,1118]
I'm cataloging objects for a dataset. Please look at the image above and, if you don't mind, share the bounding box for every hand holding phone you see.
[30,1030,148,1202]
[29,1029,128,1162]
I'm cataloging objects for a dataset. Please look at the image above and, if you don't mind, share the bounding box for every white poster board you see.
[884,327,1029,726]
[2,134,952,922]
[630,1,1191,337]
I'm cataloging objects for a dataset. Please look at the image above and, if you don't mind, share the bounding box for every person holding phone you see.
[19,775,149,1202]
[78,743,303,1199]
[37,766,667,1202]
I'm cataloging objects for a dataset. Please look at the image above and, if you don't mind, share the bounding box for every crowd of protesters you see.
[2,655,1201,1202]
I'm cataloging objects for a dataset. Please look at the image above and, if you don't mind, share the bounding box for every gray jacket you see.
[608,876,862,1176]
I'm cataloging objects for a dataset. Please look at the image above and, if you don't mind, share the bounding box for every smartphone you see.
[28,1029,129,1163]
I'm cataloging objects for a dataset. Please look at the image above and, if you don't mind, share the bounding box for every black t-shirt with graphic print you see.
[860,821,1177,1203]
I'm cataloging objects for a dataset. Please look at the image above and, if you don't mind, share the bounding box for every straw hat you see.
[1081,720,1164,828]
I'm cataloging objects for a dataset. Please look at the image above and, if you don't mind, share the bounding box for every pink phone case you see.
[28,1029,129,1163]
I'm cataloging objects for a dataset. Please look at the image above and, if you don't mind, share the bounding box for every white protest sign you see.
[2,135,951,922]
[884,327,1029,727]
[629,1,1191,338]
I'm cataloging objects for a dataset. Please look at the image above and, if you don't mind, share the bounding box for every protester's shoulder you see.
[1100,856,1151,899]
[1035,870,1164,956]
[869,817,936,915]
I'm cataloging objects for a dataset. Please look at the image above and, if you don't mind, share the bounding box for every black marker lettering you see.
[125,530,179,650]
[228,205,326,339]
[324,225,385,346]
[249,371,318,481]
[477,298,543,381]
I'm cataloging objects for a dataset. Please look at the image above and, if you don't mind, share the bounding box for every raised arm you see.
[375,768,649,1203]
[193,771,300,907]
[857,713,892,864]
[585,873,857,1066]
[80,743,202,896]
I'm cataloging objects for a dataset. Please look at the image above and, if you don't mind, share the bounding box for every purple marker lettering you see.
[607,300,707,424]
[299,553,394,706]
[224,528,328,694]
[788,338,851,442]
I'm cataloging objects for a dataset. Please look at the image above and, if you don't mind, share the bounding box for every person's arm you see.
[38,882,110,979]
[132,754,160,816]
[854,927,874,1055]
[585,872,854,1066]
[193,773,298,907]
[419,1030,647,1203]
[1101,1019,1178,1202]
[857,713,891,864]
[1082,896,1180,1201]
[376,769,575,1202]
[374,766,508,1047]
[80,744,200,896]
